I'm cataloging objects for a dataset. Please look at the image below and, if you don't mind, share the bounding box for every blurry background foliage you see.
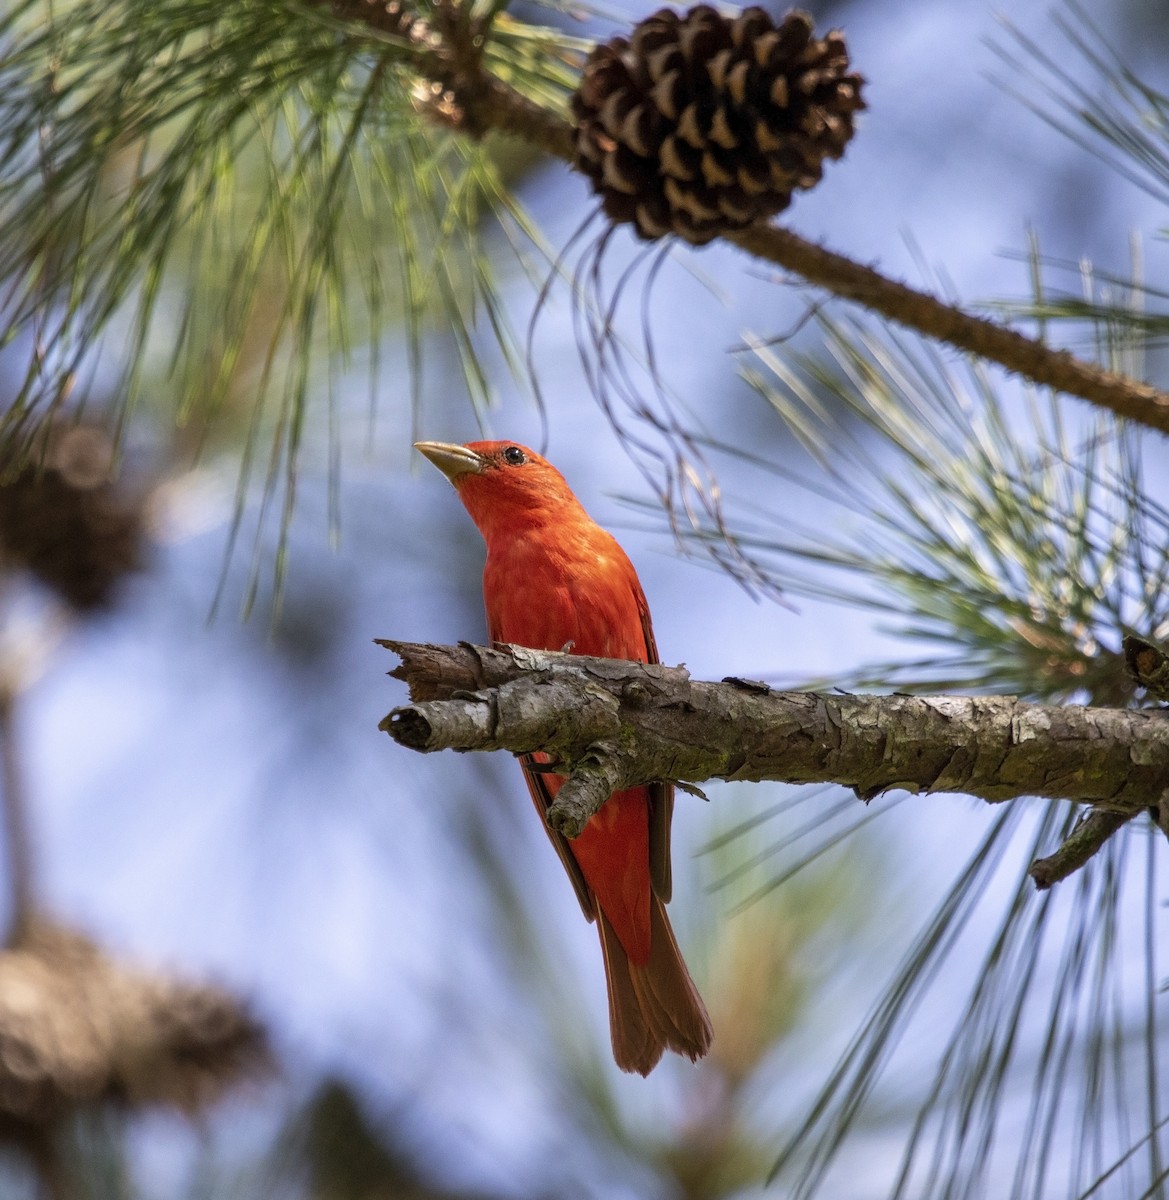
[0,0,1168,1197]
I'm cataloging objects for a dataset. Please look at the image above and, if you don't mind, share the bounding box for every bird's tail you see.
[596,895,713,1075]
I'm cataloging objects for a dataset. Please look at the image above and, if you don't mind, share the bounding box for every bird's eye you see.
[502,446,526,466]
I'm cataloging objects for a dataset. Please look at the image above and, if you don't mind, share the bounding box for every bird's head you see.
[414,440,582,539]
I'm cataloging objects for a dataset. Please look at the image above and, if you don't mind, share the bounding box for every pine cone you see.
[571,5,865,245]
[0,922,271,1133]
[0,425,145,613]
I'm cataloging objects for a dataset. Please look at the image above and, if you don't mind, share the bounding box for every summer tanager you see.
[415,439,712,1074]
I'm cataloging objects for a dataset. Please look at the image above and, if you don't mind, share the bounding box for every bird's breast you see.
[483,531,646,661]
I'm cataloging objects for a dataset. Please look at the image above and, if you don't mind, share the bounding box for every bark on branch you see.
[378,641,1169,882]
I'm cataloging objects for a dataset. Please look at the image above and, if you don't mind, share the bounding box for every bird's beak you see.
[414,441,486,484]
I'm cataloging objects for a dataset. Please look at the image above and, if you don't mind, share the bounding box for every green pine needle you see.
[0,0,578,607]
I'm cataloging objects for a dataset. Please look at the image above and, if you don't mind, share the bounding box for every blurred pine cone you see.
[0,425,145,613]
[0,921,270,1136]
[572,5,865,245]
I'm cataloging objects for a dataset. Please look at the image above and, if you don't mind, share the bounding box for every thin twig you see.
[0,683,36,946]
[1027,808,1136,889]
[726,223,1169,436]
[28,1128,71,1200]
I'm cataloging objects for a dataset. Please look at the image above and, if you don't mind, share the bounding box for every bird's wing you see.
[488,602,596,921]
[637,585,675,904]
[518,754,596,921]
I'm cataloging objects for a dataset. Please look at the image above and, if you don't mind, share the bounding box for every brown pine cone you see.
[572,6,865,245]
[0,425,145,613]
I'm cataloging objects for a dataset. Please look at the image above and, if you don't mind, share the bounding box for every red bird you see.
[415,439,712,1074]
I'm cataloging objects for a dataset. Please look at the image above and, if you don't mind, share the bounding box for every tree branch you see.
[378,641,1169,877]
[322,1,1169,437]
[1027,809,1137,890]
[724,224,1169,435]
[0,683,36,946]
